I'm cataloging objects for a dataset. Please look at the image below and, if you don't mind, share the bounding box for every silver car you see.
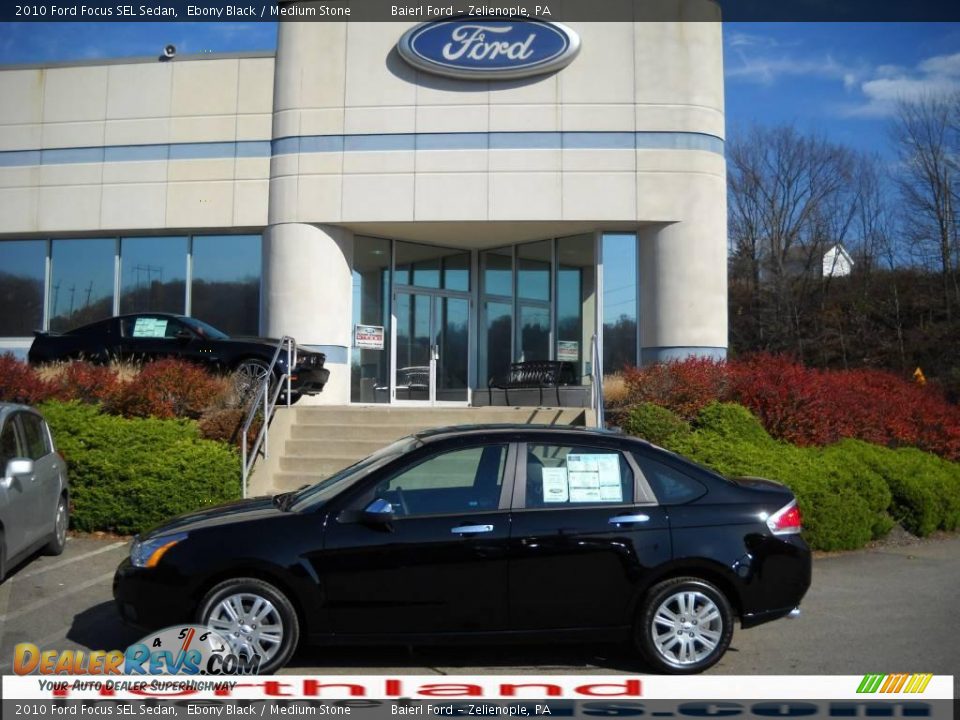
[0,403,69,581]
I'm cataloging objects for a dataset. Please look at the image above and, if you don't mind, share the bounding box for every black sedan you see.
[113,425,811,674]
[28,313,329,397]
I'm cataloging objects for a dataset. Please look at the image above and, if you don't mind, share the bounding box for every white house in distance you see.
[823,244,854,278]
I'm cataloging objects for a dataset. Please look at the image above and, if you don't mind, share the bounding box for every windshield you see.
[287,436,420,511]
[181,317,230,340]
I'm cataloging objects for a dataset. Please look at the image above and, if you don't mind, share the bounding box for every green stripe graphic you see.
[858,674,886,693]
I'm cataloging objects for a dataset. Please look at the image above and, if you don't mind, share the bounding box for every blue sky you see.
[0,21,959,156]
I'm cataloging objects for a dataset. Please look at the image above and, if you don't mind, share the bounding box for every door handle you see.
[608,514,650,525]
[451,524,494,535]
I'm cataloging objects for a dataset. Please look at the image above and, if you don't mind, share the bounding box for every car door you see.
[119,315,201,363]
[17,412,64,541]
[0,415,41,554]
[319,440,516,636]
[507,438,671,631]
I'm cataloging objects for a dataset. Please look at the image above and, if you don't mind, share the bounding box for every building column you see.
[638,222,727,364]
[262,223,354,404]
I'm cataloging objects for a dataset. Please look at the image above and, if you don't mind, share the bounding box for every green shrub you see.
[668,426,879,551]
[41,401,241,535]
[621,403,691,446]
[692,402,774,445]
[840,442,960,536]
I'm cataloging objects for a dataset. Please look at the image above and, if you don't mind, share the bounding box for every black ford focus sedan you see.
[114,425,811,674]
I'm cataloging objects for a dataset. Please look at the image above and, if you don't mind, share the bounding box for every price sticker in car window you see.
[132,317,168,338]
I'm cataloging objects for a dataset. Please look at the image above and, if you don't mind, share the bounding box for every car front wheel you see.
[198,577,300,674]
[636,577,733,674]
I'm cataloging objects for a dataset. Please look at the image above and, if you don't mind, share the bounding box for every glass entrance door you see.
[393,291,469,404]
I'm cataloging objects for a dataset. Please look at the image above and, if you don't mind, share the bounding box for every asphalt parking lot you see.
[1,534,958,678]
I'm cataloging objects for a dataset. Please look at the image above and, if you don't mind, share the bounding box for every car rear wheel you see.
[636,577,733,674]
[198,577,300,674]
[44,494,68,556]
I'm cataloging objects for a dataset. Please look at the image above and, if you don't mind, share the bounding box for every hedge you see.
[624,402,960,551]
[41,401,241,535]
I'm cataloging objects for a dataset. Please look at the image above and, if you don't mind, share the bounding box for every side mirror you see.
[175,329,193,342]
[2,458,34,490]
[337,498,395,527]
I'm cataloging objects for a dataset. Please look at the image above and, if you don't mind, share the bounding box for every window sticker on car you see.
[132,317,168,338]
[567,454,623,503]
[541,467,569,502]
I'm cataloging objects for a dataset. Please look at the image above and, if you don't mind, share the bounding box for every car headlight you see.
[130,532,188,568]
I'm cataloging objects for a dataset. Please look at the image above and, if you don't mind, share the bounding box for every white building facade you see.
[0,9,728,406]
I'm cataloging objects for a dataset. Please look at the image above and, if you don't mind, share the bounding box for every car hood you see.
[142,496,284,539]
[227,336,325,360]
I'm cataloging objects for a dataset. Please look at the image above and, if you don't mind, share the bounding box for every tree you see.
[890,95,960,319]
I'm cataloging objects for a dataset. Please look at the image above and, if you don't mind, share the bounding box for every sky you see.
[0,21,959,156]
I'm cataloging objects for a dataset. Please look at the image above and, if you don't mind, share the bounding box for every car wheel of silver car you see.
[44,494,68,556]
[234,359,273,402]
[636,577,733,674]
[198,577,300,674]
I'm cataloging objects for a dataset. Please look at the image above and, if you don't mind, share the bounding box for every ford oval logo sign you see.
[398,19,580,80]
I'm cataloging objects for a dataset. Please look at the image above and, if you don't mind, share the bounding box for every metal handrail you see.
[241,336,296,498]
[590,333,605,429]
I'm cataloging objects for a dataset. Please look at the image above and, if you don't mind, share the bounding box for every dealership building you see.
[0,9,727,407]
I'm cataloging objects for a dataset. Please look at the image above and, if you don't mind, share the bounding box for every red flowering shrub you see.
[621,357,728,421]
[618,353,960,461]
[0,354,53,404]
[107,359,233,420]
[47,361,122,404]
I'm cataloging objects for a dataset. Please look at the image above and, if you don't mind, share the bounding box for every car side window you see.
[0,419,22,468]
[523,444,634,508]
[633,454,707,505]
[17,414,50,461]
[369,444,507,518]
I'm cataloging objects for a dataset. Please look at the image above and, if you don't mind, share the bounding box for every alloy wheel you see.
[650,590,724,666]
[206,592,285,665]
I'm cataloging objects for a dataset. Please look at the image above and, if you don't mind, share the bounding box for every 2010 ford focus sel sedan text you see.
[113,425,811,674]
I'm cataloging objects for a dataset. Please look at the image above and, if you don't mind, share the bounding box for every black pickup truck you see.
[28,313,329,398]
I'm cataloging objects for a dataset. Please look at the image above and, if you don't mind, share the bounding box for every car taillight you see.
[767,499,802,535]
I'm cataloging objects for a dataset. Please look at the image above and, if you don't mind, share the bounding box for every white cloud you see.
[844,52,960,117]
[725,50,858,86]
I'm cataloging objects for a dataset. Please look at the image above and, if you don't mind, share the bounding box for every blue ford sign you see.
[397,19,581,80]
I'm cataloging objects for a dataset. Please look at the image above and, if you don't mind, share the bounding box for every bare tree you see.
[890,94,960,319]
[727,125,856,357]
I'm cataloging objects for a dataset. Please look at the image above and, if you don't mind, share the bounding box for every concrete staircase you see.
[250,406,591,495]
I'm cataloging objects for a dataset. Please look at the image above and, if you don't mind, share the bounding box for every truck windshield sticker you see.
[132,318,168,338]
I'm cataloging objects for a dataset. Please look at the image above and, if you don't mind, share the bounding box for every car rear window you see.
[633,454,707,505]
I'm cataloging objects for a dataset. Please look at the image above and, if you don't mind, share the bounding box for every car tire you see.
[197,577,300,674]
[234,359,274,402]
[635,577,734,674]
[45,494,68,556]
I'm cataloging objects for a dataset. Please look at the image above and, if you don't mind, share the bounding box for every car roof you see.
[414,424,626,442]
[0,403,42,419]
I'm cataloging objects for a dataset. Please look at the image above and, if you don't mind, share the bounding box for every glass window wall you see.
[602,233,639,374]
[191,235,261,335]
[120,236,187,315]
[0,240,46,337]
[351,236,392,403]
[49,238,115,332]
[394,241,470,292]
[0,233,262,339]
